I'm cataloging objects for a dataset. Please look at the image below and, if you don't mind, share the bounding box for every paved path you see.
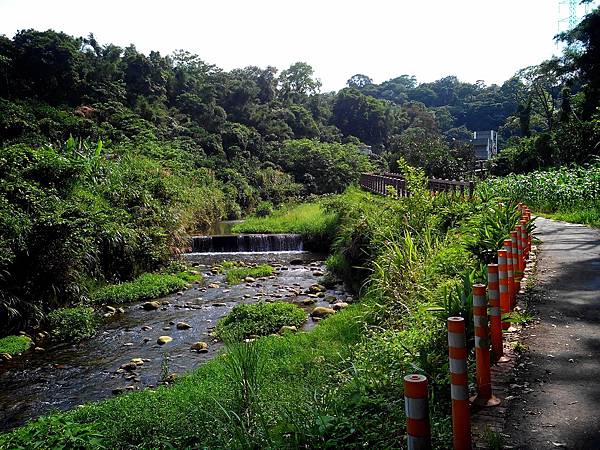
[504,218,600,449]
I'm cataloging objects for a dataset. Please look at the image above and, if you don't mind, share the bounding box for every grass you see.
[544,205,600,228]
[232,202,338,248]
[0,335,32,356]
[90,271,200,305]
[224,264,274,284]
[215,302,307,341]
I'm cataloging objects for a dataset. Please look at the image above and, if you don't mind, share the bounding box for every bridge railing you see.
[359,172,475,198]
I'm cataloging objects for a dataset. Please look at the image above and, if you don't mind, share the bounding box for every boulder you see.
[332,302,349,311]
[325,296,338,303]
[142,301,160,311]
[311,307,335,318]
[120,362,137,371]
[157,336,173,345]
[164,373,177,383]
[312,270,325,277]
[278,325,298,334]
[176,322,192,330]
[308,284,325,293]
[33,347,45,352]
[290,258,303,265]
[130,358,144,366]
[244,276,256,283]
[190,341,209,352]
[212,302,227,307]
[0,353,12,361]
[207,283,220,289]
[104,306,116,314]
[302,298,316,305]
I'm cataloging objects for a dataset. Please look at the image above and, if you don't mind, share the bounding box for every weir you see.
[191,233,304,253]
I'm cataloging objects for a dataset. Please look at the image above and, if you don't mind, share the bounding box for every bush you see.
[90,273,189,305]
[215,302,307,341]
[48,306,98,342]
[254,201,274,217]
[0,335,32,355]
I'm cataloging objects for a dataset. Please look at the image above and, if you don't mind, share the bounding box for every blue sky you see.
[0,0,596,91]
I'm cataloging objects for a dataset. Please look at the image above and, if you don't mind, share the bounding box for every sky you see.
[0,0,595,91]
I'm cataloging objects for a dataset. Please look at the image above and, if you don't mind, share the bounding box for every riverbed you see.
[0,253,350,432]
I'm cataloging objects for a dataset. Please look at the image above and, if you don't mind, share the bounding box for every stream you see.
[0,251,351,432]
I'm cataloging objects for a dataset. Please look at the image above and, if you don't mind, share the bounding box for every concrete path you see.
[504,218,600,449]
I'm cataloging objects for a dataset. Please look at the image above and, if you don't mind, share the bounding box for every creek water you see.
[0,252,349,432]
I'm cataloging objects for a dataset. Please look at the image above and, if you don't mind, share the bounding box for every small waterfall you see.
[191,234,304,253]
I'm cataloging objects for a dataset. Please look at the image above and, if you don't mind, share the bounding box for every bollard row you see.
[403,204,532,448]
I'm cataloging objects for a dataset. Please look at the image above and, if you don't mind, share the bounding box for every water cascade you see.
[191,234,304,253]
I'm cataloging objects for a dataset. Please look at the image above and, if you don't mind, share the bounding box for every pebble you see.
[176,322,192,330]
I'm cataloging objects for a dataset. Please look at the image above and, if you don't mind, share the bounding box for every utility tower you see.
[558,0,578,33]
[559,0,598,33]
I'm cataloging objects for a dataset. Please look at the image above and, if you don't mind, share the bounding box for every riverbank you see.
[0,254,346,433]
[1,183,513,448]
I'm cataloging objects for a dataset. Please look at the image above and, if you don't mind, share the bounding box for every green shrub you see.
[90,273,189,305]
[216,302,307,341]
[48,306,98,342]
[0,335,32,355]
[224,264,274,284]
[254,201,274,217]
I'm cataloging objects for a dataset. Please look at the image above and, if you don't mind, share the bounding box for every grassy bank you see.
[0,180,514,449]
[0,335,32,356]
[232,203,338,249]
[90,270,202,305]
[224,264,275,284]
[483,163,600,228]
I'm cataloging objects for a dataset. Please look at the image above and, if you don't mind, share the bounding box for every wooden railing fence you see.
[359,172,475,198]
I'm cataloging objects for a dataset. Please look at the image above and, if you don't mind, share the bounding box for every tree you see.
[347,74,373,89]
[559,6,600,119]
[278,62,321,103]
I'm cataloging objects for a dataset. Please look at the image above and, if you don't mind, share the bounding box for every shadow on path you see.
[504,218,600,449]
